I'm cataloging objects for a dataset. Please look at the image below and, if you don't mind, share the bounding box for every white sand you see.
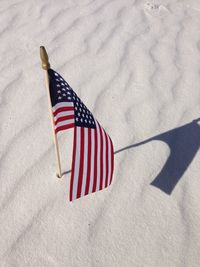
[1,0,200,266]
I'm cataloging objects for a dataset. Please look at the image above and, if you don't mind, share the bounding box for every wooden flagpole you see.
[40,46,62,178]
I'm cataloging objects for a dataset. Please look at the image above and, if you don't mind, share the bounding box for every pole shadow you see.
[115,119,200,194]
[61,170,71,177]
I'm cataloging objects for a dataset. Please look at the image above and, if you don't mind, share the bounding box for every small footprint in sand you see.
[144,2,170,18]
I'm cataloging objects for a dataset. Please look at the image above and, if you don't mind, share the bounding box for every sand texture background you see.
[1,0,200,266]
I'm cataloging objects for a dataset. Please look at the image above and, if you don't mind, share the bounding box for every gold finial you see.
[40,46,50,70]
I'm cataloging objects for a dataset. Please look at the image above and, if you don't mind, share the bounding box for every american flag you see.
[48,69,114,201]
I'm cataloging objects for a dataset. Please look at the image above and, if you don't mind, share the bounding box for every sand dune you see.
[1,0,200,266]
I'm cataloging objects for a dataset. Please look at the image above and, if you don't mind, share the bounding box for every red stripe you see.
[53,106,74,116]
[55,123,74,134]
[85,128,91,196]
[99,124,104,190]
[55,115,74,125]
[70,126,77,201]
[92,128,98,193]
[105,132,109,188]
[76,127,85,199]
[109,136,114,185]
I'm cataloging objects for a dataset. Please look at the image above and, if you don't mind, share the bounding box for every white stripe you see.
[54,110,74,121]
[52,102,73,112]
[54,119,74,130]
[88,129,95,194]
[72,127,81,201]
[81,128,88,197]
[102,128,106,189]
[96,121,101,191]
[107,137,112,185]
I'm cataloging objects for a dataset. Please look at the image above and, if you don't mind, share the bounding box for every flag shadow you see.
[115,119,200,194]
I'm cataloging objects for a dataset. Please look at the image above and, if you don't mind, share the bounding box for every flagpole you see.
[40,46,62,178]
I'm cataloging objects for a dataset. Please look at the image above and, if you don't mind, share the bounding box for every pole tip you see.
[40,46,50,70]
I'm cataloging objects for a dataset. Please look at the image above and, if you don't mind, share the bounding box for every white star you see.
[58,96,62,100]
[75,107,78,110]
[62,88,66,91]
[80,118,83,122]
[60,78,63,81]
[67,92,71,95]
[55,73,58,76]
[68,97,71,100]
[57,90,61,93]
[56,84,60,87]
[76,118,79,121]
[85,119,87,123]
[63,93,66,96]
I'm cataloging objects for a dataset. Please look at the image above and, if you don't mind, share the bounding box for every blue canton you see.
[48,69,96,129]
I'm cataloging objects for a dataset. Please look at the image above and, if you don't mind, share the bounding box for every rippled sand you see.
[1,0,200,266]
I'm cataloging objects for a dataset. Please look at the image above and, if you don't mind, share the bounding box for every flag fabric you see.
[48,69,114,201]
